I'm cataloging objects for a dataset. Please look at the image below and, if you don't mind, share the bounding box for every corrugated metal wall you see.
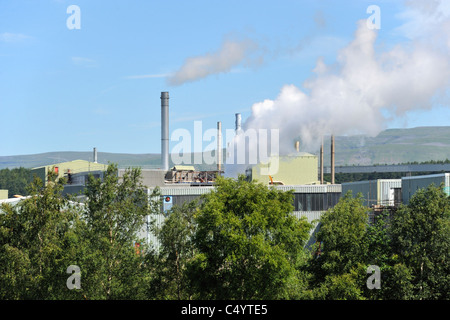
[144,185,341,250]
[342,179,401,207]
[377,179,401,206]
[275,184,342,194]
[145,210,326,251]
[342,180,378,206]
[401,173,449,204]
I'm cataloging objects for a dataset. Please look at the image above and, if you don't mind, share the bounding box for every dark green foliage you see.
[308,186,450,300]
[149,201,198,299]
[187,175,312,300]
[1,166,449,300]
[307,191,368,299]
[389,184,450,299]
[0,169,84,299]
[80,164,159,299]
[0,167,32,197]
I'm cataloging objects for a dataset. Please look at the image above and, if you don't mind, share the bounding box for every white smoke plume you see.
[167,38,259,86]
[225,3,450,177]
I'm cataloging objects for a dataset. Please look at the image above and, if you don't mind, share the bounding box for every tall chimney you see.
[93,147,98,163]
[295,141,300,152]
[235,113,241,132]
[320,139,324,184]
[331,135,335,184]
[161,92,169,171]
[217,121,222,172]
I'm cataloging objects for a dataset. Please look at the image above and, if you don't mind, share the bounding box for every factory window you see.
[292,193,341,212]
[306,195,312,211]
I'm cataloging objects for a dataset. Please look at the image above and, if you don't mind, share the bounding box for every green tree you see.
[0,167,32,197]
[390,184,450,299]
[187,175,312,300]
[80,164,158,299]
[0,169,84,299]
[360,210,393,300]
[309,191,369,300]
[150,201,198,299]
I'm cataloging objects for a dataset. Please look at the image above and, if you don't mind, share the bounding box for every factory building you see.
[341,173,450,224]
[35,91,450,248]
[401,173,450,204]
[147,183,341,249]
[0,189,8,200]
[342,174,450,207]
[31,159,108,187]
[127,93,341,248]
[45,92,341,248]
[341,179,402,207]
[246,153,319,185]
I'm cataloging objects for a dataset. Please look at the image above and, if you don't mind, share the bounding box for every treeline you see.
[324,171,445,184]
[0,164,449,300]
[402,159,450,164]
[0,167,32,197]
[325,158,450,183]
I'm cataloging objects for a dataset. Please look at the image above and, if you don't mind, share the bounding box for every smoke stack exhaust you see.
[320,139,324,184]
[217,121,222,172]
[331,135,335,184]
[161,92,169,171]
[93,147,98,163]
[235,113,241,132]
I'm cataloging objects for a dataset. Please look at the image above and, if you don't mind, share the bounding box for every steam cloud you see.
[167,38,259,86]
[246,14,450,153]
[226,1,450,176]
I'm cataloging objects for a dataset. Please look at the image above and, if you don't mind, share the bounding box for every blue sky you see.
[1,0,449,156]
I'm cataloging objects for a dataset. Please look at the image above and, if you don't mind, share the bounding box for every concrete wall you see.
[122,169,166,188]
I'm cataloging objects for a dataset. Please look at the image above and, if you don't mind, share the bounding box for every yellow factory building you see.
[247,152,319,185]
[31,160,108,186]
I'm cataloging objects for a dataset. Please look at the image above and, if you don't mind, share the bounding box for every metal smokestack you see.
[217,121,222,172]
[295,141,300,152]
[235,113,241,132]
[93,147,98,163]
[320,139,324,184]
[331,135,335,184]
[161,92,169,171]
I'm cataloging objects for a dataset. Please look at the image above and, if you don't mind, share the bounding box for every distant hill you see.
[324,126,450,166]
[2,126,450,170]
[0,151,162,170]
[0,151,222,171]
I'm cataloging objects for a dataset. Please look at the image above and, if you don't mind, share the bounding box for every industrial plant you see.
[4,91,450,248]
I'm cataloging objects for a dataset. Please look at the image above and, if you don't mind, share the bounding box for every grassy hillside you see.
[2,126,450,169]
[0,152,162,170]
[323,126,450,166]
[0,151,224,171]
